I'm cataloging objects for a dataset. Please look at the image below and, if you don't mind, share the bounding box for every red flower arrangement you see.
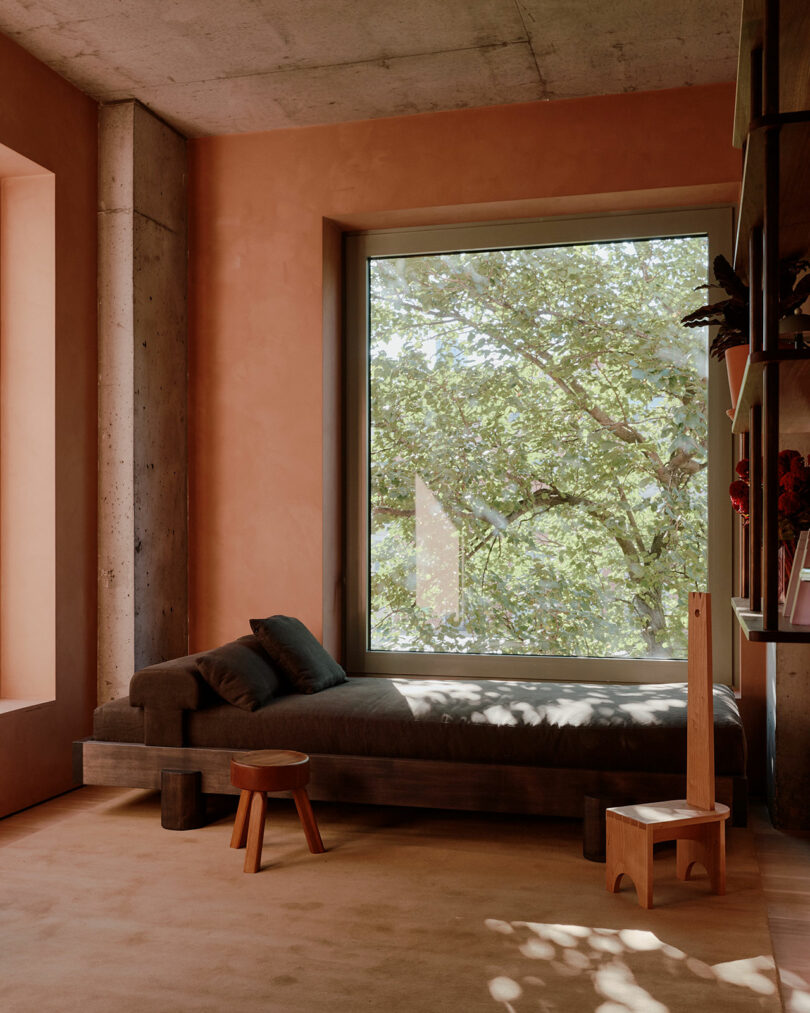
[730,450,810,541]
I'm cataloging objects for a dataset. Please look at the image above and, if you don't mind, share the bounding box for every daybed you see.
[77,622,748,830]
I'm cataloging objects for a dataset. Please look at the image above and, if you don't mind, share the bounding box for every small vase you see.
[778,540,797,604]
[725,344,749,413]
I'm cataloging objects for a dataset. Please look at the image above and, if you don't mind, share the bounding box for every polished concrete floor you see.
[1,787,808,1011]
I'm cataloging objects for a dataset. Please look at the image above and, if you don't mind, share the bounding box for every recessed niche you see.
[0,142,55,705]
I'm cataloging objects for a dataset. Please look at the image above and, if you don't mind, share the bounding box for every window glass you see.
[368,238,708,661]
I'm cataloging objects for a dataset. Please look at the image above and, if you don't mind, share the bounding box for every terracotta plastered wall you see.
[0,33,97,816]
[188,83,741,655]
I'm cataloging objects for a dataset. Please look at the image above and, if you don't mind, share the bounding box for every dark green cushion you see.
[196,634,284,711]
[249,616,347,694]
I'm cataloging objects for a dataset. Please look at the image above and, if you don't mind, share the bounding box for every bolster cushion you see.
[129,652,207,711]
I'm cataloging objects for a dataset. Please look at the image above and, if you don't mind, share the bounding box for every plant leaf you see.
[712,254,748,301]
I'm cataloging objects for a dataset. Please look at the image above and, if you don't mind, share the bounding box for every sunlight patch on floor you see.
[484,919,778,1012]
[780,968,810,1012]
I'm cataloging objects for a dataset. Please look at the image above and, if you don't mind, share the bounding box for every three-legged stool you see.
[229,749,325,873]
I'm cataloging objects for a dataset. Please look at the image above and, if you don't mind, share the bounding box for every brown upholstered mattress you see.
[93,676,746,775]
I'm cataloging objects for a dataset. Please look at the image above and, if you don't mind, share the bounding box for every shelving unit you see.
[731,0,810,640]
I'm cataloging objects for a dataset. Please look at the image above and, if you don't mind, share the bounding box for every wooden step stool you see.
[230,749,325,873]
[605,593,730,908]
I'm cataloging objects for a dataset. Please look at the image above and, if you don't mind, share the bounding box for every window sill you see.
[0,698,55,716]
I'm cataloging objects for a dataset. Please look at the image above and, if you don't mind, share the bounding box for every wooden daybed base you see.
[75,740,747,830]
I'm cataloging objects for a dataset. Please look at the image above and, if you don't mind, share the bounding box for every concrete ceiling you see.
[0,0,741,137]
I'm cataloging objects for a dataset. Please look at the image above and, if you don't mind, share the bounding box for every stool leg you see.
[583,795,608,862]
[230,789,251,849]
[623,828,655,910]
[677,821,726,894]
[293,788,325,854]
[244,791,267,873]
[711,819,727,895]
[606,814,654,909]
[676,829,703,882]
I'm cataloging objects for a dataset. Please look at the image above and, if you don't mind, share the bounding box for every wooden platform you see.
[75,739,747,826]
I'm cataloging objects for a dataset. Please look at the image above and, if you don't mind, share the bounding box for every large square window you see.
[345,210,732,682]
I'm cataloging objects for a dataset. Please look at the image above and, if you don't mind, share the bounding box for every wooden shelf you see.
[734,115,810,275]
[731,355,810,433]
[733,0,810,148]
[732,596,810,642]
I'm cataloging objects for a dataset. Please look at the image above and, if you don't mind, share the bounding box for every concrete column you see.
[766,642,810,830]
[98,101,188,704]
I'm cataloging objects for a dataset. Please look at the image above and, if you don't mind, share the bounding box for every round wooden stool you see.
[229,749,325,873]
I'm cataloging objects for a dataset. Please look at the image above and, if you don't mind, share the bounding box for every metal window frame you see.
[345,207,734,683]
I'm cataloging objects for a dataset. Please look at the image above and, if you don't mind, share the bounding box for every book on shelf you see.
[782,530,809,618]
[790,565,810,626]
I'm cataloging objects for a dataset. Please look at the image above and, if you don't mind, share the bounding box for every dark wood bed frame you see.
[75,738,747,832]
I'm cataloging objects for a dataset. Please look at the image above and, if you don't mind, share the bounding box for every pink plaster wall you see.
[0,34,97,816]
[188,83,741,653]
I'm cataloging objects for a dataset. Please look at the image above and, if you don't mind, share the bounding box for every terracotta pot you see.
[725,344,749,412]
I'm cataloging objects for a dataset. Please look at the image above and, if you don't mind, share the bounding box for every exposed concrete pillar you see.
[766,642,810,830]
[98,100,188,704]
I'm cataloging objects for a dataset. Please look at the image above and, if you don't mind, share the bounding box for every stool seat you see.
[229,748,325,873]
[230,749,311,792]
[608,799,730,828]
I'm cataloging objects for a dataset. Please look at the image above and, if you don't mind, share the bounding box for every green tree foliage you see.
[368,237,709,660]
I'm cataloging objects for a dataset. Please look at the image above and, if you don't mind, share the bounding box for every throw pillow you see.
[249,615,347,694]
[196,634,284,711]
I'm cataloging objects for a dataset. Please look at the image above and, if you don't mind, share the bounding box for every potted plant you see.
[681,254,810,411]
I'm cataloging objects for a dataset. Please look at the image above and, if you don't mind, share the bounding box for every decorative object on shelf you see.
[779,308,810,350]
[730,451,810,600]
[729,458,750,523]
[775,258,810,333]
[775,450,810,542]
